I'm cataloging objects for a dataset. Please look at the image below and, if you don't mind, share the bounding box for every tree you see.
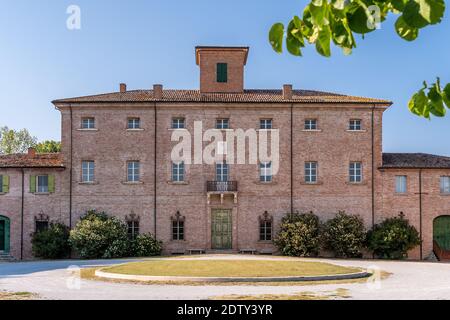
[0,126,37,154]
[34,140,61,153]
[269,0,449,119]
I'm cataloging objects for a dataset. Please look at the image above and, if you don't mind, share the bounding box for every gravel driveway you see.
[0,255,449,300]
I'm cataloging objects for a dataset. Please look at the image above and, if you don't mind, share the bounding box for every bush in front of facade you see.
[69,210,129,259]
[321,211,366,258]
[274,212,321,257]
[130,233,163,257]
[31,223,71,259]
[366,213,421,259]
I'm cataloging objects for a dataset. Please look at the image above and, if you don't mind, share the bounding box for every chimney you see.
[120,83,127,93]
[153,84,163,99]
[28,147,36,157]
[283,84,293,100]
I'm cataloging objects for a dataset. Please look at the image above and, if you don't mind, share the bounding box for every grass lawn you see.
[0,291,36,300]
[101,260,360,278]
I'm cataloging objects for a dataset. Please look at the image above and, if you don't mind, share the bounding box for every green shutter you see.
[217,63,228,83]
[30,175,36,193]
[2,175,9,193]
[48,175,55,193]
[4,218,10,253]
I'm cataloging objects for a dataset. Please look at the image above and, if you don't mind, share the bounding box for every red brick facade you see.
[0,46,449,260]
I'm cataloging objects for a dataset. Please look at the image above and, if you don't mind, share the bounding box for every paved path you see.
[0,255,450,300]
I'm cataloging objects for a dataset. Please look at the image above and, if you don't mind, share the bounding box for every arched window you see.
[125,212,140,240]
[172,211,185,241]
[259,211,273,241]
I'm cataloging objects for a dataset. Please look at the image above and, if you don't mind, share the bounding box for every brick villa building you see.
[0,46,449,261]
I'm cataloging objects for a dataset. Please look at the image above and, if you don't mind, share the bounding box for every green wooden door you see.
[0,216,10,253]
[434,216,450,250]
[211,210,232,249]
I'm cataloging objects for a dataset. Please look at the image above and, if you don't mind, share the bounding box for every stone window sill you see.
[77,129,98,132]
[258,240,273,244]
[256,129,277,132]
[167,181,189,185]
[254,180,277,185]
[300,181,324,185]
[122,181,144,185]
[0,193,6,195]
[346,129,367,133]
[168,128,188,131]
[126,128,144,132]
[440,193,450,196]
[302,129,322,132]
[394,193,410,196]
[33,192,51,195]
[78,182,99,185]
[345,181,367,186]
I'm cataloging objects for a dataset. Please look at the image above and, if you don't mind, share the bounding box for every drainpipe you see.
[419,169,423,260]
[20,169,24,260]
[69,105,73,229]
[154,102,157,237]
[290,103,294,216]
[371,106,375,228]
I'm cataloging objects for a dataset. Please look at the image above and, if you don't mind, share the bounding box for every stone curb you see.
[95,269,371,283]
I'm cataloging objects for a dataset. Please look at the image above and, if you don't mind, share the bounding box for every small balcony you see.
[206,181,238,204]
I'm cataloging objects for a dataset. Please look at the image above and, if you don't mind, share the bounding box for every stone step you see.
[0,254,15,262]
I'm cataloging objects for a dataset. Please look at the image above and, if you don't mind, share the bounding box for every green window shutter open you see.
[48,175,55,193]
[2,175,9,193]
[30,175,36,193]
[217,63,228,83]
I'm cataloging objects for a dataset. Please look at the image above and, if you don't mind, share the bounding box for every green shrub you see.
[321,211,366,258]
[366,213,421,259]
[31,223,71,259]
[69,210,129,259]
[274,212,321,257]
[131,233,162,257]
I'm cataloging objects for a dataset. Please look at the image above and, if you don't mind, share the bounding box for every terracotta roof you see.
[382,153,450,169]
[52,89,391,105]
[0,153,64,168]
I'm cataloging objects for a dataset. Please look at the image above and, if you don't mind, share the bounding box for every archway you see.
[0,215,10,253]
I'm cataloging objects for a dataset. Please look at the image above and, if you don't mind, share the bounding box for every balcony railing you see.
[207,181,238,192]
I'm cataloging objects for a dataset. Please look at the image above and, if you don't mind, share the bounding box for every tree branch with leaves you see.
[269,0,448,119]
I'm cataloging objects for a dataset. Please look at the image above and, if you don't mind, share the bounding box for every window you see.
[37,175,49,193]
[217,63,228,83]
[441,176,450,194]
[127,221,140,240]
[127,161,140,182]
[82,161,95,183]
[0,175,3,193]
[349,162,362,183]
[172,212,185,241]
[260,162,272,182]
[259,212,273,241]
[172,162,185,182]
[216,162,229,182]
[172,118,185,129]
[216,118,230,129]
[304,119,317,130]
[395,176,407,194]
[305,162,318,183]
[127,118,140,129]
[35,220,49,233]
[81,117,95,129]
[260,119,273,130]
[349,119,362,131]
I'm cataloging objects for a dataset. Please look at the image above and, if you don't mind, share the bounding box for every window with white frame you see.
[441,176,450,194]
[349,119,362,131]
[304,119,317,130]
[260,119,273,130]
[260,162,272,182]
[127,118,140,129]
[82,161,95,183]
[172,212,185,241]
[172,162,185,182]
[81,117,95,129]
[395,176,407,193]
[127,161,140,182]
[349,162,362,183]
[305,162,318,183]
[172,117,185,129]
[259,212,273,241]
[127,220,140,240]
[216,162,229,182]
[37,175,49,193]
[216,118,230,129]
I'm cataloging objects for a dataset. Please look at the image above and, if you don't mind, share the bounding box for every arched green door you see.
[434,216,450,250]
[0,216,10,253]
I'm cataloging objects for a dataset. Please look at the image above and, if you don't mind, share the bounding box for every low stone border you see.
[95,268,371,283]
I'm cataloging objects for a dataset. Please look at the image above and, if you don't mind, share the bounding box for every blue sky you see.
[0,0,449,155]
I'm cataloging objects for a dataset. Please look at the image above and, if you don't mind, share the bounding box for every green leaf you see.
[403,0,445,28]
[332,0,346,10]
[315,25,332,57]
[286,17,305,56]
[347,1,378,34]
[269,23,285,53]
[443,83,450,108]
[395,16,419,41]
[408,87,428,117]
[309,0,330,27]
[391,0,408,11]
[428,82,446,117]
